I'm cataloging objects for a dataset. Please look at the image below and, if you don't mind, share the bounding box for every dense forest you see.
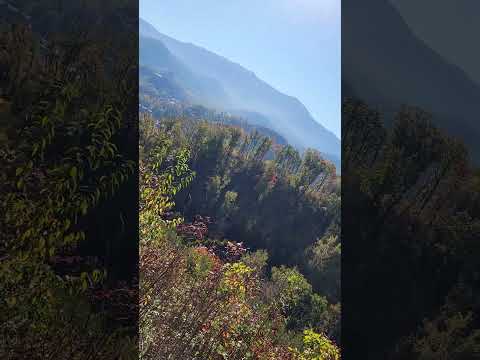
[139,94,480,359]
[139,113,341,359]
[342,99,480,359]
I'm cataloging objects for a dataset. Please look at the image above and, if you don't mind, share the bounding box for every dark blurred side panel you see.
[342,0,480,358]
[0,1,139,358]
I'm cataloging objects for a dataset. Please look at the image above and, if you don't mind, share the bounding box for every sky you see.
[140,0,341,138]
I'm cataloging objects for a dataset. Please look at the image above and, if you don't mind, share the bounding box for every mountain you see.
[342,0,480,163]
[139,18,340,166]
[0,1,33,29]
[390,0,480,87]
[139,36,230,109]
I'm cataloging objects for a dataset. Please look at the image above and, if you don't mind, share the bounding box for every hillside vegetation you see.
[139,113,341,359]
[342,98,480,358]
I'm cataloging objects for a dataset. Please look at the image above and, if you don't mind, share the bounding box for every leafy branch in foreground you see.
[0,22,137,359]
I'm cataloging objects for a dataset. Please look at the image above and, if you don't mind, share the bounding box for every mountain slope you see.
[140,36,231,109]
[342,0,480,163]
[390,0,480,87]
[139,18,340,162]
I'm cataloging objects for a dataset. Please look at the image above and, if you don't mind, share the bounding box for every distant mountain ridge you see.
[342,0,480,163]
[390,0,480,87]
[139,18,340,166]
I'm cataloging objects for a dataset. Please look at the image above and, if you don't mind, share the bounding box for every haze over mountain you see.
[343,0,480,163]
[140,18,340,165]
[140,0,341,139]
[390,0,480,88]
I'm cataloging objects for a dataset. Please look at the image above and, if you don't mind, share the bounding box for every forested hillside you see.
[342,98,480,358]
[139,73,289,151]
[139,113,341,359]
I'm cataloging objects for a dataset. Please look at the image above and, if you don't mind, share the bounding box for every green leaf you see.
[80,201,88,215]
[80,272,88,290]
[6,297,16,307]
[92,269,101,283]
[81,278,88,291]
[70,166,77,178]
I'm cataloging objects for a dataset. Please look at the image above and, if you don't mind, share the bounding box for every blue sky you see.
[140,0,341,138]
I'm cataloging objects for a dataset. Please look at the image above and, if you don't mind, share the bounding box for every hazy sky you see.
[140,0,341,138]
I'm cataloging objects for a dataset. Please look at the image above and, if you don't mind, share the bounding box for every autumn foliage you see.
[139,114,340,359]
